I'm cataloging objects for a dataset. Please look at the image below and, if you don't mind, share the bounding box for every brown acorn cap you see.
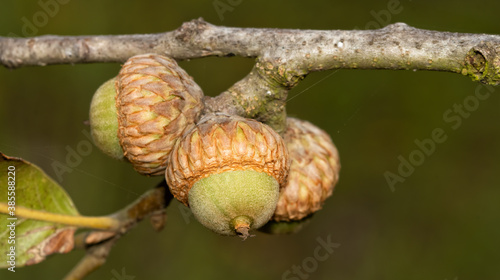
[166,113,289,206]
[116,54,204,176]
[272,118,340,222]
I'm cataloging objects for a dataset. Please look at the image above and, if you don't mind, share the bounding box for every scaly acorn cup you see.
[166,114,290,239]
[89,54,204,176]
[270,117,340,222]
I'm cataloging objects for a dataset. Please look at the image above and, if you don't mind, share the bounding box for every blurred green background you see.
[1,1,499,279]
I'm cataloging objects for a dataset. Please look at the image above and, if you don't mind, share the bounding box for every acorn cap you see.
[166,113,289,206]
[116,54,204,176]
[272,118,340,221]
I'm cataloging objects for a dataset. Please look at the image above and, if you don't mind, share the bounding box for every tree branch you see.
[65,181,172,280]
[2,18,499,132]
[63,236,118,280]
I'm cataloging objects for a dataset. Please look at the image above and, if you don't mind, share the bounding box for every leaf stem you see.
[0,203,120,230]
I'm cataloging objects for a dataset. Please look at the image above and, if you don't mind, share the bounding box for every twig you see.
[1,19,499,78]
[63,237,118,280]
[2,19,499,132]
[0,181,172,279]
[63,181,173,280]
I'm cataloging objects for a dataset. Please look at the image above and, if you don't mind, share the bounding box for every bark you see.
[1,18,499,132]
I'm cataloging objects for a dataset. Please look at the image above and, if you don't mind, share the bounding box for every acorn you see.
[89,54,204,175]
[89,77,123,160]
[166,114,289,239]
[270,118,340,223]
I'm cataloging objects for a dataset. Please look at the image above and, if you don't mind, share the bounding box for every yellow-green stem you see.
[0,203,120,230]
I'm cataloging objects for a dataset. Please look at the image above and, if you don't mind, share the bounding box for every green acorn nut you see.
[89,77,124,160]
[166,114,290,239]
[89,54,204,175]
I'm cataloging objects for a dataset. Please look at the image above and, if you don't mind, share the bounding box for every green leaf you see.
[0,153,79,270]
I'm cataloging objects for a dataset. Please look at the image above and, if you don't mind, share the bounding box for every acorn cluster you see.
[89,54,340,238]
